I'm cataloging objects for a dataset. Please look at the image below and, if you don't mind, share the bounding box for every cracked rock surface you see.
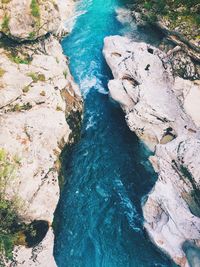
[0,35,82,266]
[0,0,77,41]
[103,35,200,267]
[0,1,82,266]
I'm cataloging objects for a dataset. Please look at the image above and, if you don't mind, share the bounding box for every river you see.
[54,1,176,266]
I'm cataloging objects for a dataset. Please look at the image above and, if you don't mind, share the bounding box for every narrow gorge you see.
[0,0,200,267]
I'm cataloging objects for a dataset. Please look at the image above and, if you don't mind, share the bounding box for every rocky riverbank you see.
[0,1,82,266]
[103,35,200,267]
[121,1,200,80]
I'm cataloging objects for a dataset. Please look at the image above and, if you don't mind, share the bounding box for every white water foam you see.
[80,76,108,98]
[116,7,139,39]
[96,80,108,95]
[85,113,96,130]
[80,77,97,98]
[80,60,108,98]
[63,10,87,33]
[62,0,93,34]
[114,177,142,232]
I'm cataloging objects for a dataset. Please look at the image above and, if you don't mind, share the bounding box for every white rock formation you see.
[103,35,200,267]
[0,1,82,266]
[0,35,82,267]
[0,0,77,40]
[12,228,57,267]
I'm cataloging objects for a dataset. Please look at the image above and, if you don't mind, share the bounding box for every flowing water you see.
[54,1,176,266]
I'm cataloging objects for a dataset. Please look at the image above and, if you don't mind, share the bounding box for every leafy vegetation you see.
[0,149,49,261]
[63,70,68,79]
[30,0,40,18]
[12,102,32,112]
[8,54,31,65]
[1,15,10,33]
[28,31,36,40]
[0,199,21,260]
[0,149,18,197]
[0,149,22,260]
[28,72,46,82]
[139,0,200,25]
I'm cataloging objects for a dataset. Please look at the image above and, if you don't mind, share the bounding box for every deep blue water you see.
[54,1,176,266]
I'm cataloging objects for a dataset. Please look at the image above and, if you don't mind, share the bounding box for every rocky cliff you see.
[0,0,82,266]
[125,1,200,81]
[103,35,200,267]
[0,0,76,40]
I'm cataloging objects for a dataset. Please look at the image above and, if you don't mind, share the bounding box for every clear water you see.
[54,0,176,266]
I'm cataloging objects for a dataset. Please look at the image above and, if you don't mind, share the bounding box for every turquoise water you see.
[54,1,176,266]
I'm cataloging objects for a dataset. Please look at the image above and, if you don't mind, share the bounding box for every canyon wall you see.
[103,35,200,267]
[0,0,82,266]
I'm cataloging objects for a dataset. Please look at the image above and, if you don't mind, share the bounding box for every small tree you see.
[0,149,22,260]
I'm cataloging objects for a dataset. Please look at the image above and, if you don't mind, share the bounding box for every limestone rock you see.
[12,227,57,267]
[0,0,77,41]
[0,35,82,266]
[130,2,200,81]
[103,35,200,267]
[169,50,200,80]
[0,1,82,266]
[174,78,200,127]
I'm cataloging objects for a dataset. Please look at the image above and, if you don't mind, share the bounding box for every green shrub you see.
[9,54,31,65]
[0,199,20,259]
[28,72,46,82]
[141,0,200,31]
[143,13,158,23]
[143,1,153,10]
[28,31,36,40]
[155,0,166,13]
[1,15,10,33]
[0,150,49,260]
[194,14,200,25]
[12,103,32,112]
[37,74,46,82]
[63,70,68,79]
[0,149,21,259]
[30,0,40,18]
[0,149,16,195]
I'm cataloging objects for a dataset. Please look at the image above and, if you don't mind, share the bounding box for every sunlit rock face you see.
[0,0,77,41]
[0,35,82,267]
[0,1,82,266]
[104,35,200,267]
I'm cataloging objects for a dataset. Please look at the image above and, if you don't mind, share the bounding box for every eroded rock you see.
[103,35,200,267]
[0,34,82,266]
[0,1,82,265]
[0,0,77,41]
